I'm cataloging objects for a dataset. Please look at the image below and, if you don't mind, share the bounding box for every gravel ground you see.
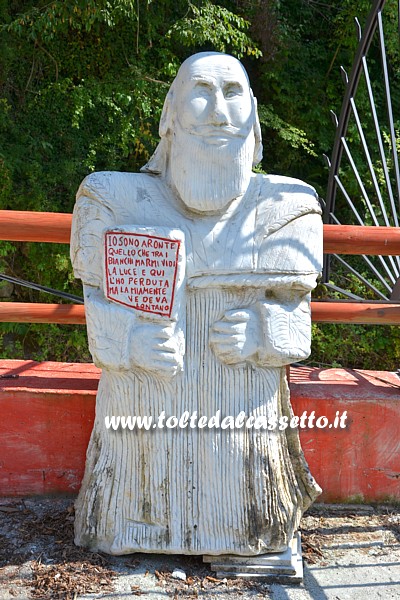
[0,499,399,600]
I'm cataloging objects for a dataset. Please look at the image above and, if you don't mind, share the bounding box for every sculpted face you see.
[167,53,257,213]
[141,52,262,214]
[176,54,254,146]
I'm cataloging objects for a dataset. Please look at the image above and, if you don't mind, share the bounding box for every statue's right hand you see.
[130,323,184,377]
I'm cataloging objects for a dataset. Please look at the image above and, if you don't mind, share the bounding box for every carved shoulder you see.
[257,174,321,221]
[77,171,150,210]
[71,171,159,284]
[255,174,323,277]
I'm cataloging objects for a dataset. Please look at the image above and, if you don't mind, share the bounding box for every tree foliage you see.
[0,0,399,368]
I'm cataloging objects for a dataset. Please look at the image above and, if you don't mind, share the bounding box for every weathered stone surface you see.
[71,52,323,556]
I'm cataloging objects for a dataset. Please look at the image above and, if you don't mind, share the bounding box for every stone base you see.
[203,532,303,583]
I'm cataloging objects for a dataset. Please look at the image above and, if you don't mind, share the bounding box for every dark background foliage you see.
[1,0,399,369]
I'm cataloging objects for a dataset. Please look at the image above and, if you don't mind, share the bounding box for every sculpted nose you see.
[209,91,229,125]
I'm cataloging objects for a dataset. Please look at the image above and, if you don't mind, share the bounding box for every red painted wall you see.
[0,361,399,501]
[291,366,400,502]
[0,361,97,496]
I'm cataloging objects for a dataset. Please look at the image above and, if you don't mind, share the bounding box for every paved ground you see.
[0,499,399,599]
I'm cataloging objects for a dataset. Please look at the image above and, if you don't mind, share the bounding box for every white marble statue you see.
[71,52,323,556]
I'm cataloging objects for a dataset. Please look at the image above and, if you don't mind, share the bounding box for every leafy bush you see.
[310,322,400,371]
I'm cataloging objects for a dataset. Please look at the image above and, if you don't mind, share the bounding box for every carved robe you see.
[71,171,323,556]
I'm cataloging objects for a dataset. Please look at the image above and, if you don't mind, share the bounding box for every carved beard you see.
[169,125,254,214]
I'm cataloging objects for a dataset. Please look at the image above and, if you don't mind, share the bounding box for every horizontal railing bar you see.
[311,301,400,324]
[0,303,86,324]
[0,302,399,325]
[0,211,400,256]
[323,224,400,255]
[0,211,72,244]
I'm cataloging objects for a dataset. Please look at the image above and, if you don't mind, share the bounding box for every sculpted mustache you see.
[190,125,245,137]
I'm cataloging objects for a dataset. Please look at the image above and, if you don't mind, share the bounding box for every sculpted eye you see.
[224,83,242,98]
[193,81,212,94]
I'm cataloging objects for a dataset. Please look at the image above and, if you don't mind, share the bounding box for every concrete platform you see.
[203,533,304,583]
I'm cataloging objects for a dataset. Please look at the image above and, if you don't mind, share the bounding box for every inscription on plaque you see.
[104,231,181,317]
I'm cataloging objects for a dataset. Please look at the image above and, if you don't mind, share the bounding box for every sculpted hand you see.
[131,323,184,377]
[210,309,261,365]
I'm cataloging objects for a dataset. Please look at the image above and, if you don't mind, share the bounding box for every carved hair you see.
[141,52,263,175]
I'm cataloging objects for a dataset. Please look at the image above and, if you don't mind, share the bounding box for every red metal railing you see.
[0,210,400,324]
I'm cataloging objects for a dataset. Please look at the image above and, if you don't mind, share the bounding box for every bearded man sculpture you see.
[71,52,323,558]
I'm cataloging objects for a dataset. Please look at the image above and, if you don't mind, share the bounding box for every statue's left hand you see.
[210,309,261,365]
